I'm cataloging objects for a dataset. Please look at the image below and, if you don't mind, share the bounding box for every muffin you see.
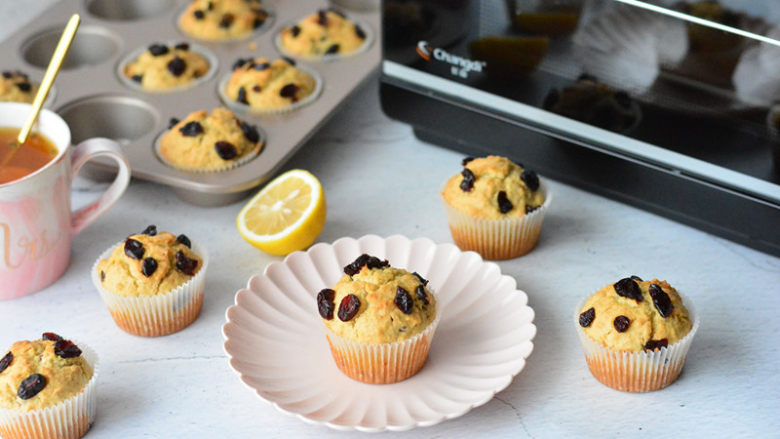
[279,9,368,58]
[0,71,36,103]
[223,57,318,112]
[178,0,270,41]
[543,74,640,133]
[123,42,210,91]
[0,334,97,439]
[441,155,550,260]
[93,225,208,337]
[317,254,439,384]
[159,107,263,171]
[575,277,699,392]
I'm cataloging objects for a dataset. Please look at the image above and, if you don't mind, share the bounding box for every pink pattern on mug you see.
[0,103,131,300]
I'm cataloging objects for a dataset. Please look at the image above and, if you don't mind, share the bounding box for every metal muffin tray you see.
[0,0,379,206]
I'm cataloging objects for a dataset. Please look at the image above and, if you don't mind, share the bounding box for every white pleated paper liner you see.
[573,292,700,393]
[116,41,219,94]
[273,16,375,63]
[0,342,99,439]
[441,183,551,260]
[153,124,266,174]
[92,240,209,337]
[174,2,275,43]
[217,62,323,115]
[323,307,441,384]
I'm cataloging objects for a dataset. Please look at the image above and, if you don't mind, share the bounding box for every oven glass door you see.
[382,0,780,204]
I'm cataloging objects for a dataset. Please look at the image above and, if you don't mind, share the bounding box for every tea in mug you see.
[0,127,58,184]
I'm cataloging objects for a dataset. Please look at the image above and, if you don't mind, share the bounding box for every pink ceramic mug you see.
[0,102,131,300]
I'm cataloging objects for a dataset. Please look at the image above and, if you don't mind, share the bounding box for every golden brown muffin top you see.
[97,226,201,297]
[160,107,263,170]
[0,71,37,103]
[123,42,210,91]
[318,254,437,344]
[0,334,92,411]
[225,57,316,110]
[578,277,693,352]
[179,0,270,41]
[442,155,545,219]
[279,9,367,57]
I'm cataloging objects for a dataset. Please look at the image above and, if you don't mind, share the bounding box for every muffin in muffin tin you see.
[159,107,264,172]
[178,0,271,41]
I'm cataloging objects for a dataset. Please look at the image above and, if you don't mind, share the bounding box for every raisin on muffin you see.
[0,334,92,412]
[179,0,270,41]
[578,277,693,352]
[280,9,367,57]
[225,57,316,110]
[97,226,201,297]
[0,71,36,103]
[123,43,209,91]
[160,107,263,170]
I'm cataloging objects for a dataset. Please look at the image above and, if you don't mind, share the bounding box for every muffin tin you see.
[0,0,379,206]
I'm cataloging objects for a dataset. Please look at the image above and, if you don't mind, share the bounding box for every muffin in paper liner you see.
[0,343,99,439]
[92,240,208,337]
[117,41,218,94]
[441,184,551,260]
[153,126,265,174]
[573,293,700,393]
[324,310,440,385]
[273,17,375,63]
[217,63,323,116]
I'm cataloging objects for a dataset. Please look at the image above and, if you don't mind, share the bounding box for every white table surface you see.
[2,2,780,438]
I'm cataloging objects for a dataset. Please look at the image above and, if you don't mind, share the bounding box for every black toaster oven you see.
[380,0,780,256]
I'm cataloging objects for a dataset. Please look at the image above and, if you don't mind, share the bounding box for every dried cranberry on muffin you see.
[123,42,209,91]
[318,254,439,384]
[224,57,317,111]
[0,71,37,103]
[441,155,550,259]
[575,276,698,392]
[179,0,270,41]
[0,333,96,439]
[280,9,368,57]
[94,225,207,337]
[160,107,263,171]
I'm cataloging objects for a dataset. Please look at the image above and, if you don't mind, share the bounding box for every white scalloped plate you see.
[222,235,536,432]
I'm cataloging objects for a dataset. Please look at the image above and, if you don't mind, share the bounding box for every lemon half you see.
[237,169,326,256]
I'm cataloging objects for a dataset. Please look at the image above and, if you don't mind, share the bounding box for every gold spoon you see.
[1,14,80,168]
